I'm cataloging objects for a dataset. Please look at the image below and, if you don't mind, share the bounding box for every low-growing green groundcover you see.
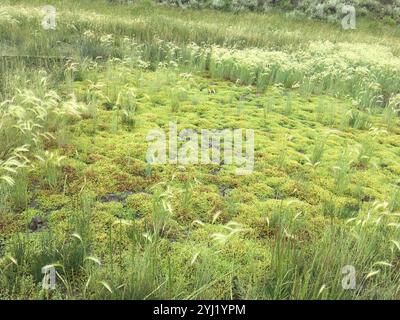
[1,0,400,300]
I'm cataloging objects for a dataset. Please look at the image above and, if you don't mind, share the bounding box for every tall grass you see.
[2,1,400,110]
[255,221,400,299]
[333,149,353,195]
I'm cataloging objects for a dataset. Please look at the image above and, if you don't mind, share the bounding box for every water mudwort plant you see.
[1,0,400,307]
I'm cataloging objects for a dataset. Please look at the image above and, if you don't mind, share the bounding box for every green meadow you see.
[1,0,400,299]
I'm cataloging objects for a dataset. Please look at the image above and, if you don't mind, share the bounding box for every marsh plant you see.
[277,148,288,170]
[9,168,30,212]
[35,151,65,190]
[181,179,194,212]
[342,108,371,131]
[389,186,400,212]
[283,93,293,116]
[333,149,353,195]
[355,139,374,169]
[120,94,137,131]
[383,95,400,132]
[0,146,30,209]
[306,136,327,166]
[315,98,325,123]
[151,184,174,238]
